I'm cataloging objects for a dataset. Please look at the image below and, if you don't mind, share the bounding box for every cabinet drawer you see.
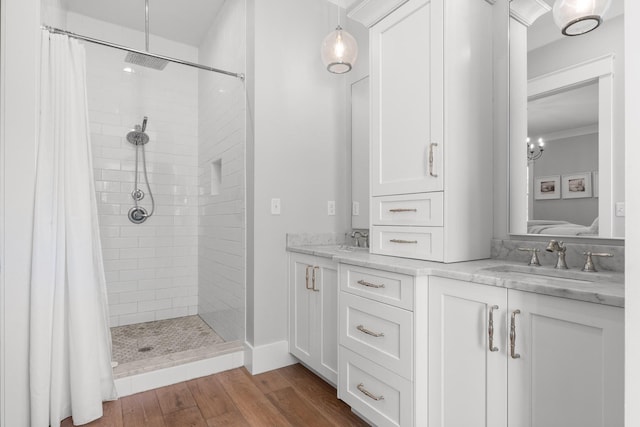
[371,225,444,261]
[339,347,413,427]
[372,193,443,226]
[340,264,414,310]
[340,292,413,379]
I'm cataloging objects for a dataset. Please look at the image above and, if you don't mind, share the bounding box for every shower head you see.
[127,129,150,145]
[127,117,150,145]
[124,52,168,70]
[124,0,168,71]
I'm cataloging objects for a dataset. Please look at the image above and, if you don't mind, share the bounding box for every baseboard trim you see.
[244,340,297,375]
[114,350,244,397]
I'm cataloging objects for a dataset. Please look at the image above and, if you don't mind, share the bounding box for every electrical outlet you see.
[615,202,625,217]
[271,198,281,215]
[352,201,360,216]
[328,201,336,216]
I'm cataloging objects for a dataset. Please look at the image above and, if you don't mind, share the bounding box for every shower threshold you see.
[111,315,243,379]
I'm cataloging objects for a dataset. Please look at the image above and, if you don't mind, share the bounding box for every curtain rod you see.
[41,25,245,80]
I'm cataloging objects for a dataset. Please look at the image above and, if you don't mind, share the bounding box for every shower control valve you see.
[132,189,145,201]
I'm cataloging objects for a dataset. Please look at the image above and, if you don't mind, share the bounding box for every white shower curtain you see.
[30,31,117,426]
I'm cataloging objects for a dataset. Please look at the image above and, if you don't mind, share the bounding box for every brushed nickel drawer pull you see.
[389,239,418,244]
[429,142,438,177]
[356,325,384,338]
[510,309,521,359]
[311,266,320,292]
[389,208,418,213]
[305,266,312,290]
[488,305,499,352]
[357,383,384,401]
[356,279,385,289]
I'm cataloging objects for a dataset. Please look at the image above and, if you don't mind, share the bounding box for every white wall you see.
[197,0,246,342]
[625,2,640,425]
[247,0,349,353]
[66,14,201,327]
[0,0,40,423]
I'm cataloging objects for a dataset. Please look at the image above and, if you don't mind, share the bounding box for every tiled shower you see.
[45,0,247,364]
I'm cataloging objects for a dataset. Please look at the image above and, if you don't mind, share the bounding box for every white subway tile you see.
[119,290,156,304]
[118,247,155,259]
[117,311,155,327]
[138,299,172,313]
[138,278,173,290]
[107,281,139,293]
[155,307,189,321]
[110,302,138,316]
[119,268,155,281]
[172,296,198,307]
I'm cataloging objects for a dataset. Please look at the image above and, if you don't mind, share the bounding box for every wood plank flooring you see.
[61,364,368,427]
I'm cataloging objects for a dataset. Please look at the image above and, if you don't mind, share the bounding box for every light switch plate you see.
[328,201,336,216]
[271,198,281,215]
[615,202,625,217]
[352,201,360,216]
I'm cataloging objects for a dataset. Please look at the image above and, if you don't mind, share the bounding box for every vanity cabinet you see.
[368,0,494,262]
[428,276,624,427]
[337,263,424,427]
[288,253,338,385]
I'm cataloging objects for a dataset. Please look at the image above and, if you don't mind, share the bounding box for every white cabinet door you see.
[317,261,338,384]
[507,290,624,427]
[428,276,508,427]
[288,253,338,385]
[289,254,315,366]
[370,0,443,196]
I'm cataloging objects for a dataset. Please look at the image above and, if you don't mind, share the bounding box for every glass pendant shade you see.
[552,0,612,36]
[321,25,358,74]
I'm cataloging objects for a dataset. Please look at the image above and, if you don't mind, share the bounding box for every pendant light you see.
[321,6,358,74]
[552,0,612,36]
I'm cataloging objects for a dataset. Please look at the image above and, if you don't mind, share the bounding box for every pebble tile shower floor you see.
[111,315,225,365]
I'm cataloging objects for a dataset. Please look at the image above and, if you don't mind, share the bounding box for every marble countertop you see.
[287,244,624,308]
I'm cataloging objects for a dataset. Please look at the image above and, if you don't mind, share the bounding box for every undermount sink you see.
[481,264,622,284]
[335,245,368,253]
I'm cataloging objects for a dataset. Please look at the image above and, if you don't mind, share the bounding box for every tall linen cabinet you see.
[365,0,494,262]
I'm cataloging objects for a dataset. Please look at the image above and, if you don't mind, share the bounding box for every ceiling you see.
[62,0,359,47]
[527,82,598,139]
[63,0,225,46]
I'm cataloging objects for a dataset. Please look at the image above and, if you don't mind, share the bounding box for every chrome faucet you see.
[350,231,369,248]
[545,240,568,269]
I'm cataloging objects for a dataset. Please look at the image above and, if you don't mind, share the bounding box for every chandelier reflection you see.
[527,137,545,161]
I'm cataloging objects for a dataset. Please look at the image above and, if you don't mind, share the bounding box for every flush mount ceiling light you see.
[321,8,358,74]
[552,0,612,36]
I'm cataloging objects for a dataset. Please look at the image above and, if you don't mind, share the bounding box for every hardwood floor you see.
[61,364,368,427]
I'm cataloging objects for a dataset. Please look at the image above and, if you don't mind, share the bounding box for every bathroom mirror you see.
[351,76,370,230]
[509,0,625,239]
